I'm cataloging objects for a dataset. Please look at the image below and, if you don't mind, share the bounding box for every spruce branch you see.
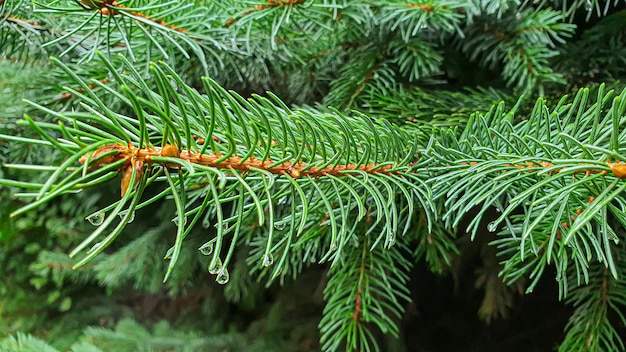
[1,0,51,61]
[556,11,626,87]
[0,332,61,352]
[465,0,521,20]
[558,246,626,351]
[544,0,626,21]
[411,211,458,274]
[458,8,575,93]
[379,0,465,41]
[7,2,626,350]
[427,85,626,298]
[3,54,431,286]
[34,0,229,72]
[319,237,411,352]
[0,318,249,351]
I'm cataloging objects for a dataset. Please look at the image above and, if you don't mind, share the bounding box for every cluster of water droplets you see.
[87,210,142,226]
[198,241,230,284]
[207,256,230,284]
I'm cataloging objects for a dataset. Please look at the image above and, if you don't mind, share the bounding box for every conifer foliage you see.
[2,0,626,351]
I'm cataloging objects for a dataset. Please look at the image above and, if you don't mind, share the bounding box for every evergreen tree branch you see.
[458,8,575,93]
[33,0,230,73]
[3,54,431,287]
[428,85,626,298]
[6,2,626,350]
[559,246,626,351]
[319,237,411,352]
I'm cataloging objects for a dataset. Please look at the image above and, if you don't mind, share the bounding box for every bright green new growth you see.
[3,0,626,351]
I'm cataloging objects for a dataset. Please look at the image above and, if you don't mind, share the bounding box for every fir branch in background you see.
[411,211,458,274]
[556,10,626,89]
[379,1,465,42]
[0,0,51,62]
[0,319,252,352]
[320,238,411,352]
[32,0,231,73]
[359,83,511,129]
[559,246,626,351]
[548,0,626,21]
[458,7,575,94]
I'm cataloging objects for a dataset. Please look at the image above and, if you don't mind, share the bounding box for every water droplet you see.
[91,241,103,251]
[387,234,396,246]
[199,242,214,256]
[278,197,288,205]
[215,222,229,232]
[274,222,286,230]
[208,257,223,274]
[487,221,498,233]
[495,207,501,213]
[216,268,230,284]
[262,254,274,267]
[172,216,187,226]
[119,211,135,223]
[86,212,105,226]
[202,218,211,228]
[584,0,592,11]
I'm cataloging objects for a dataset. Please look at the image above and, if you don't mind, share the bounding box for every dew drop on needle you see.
[208,257,223,274]
[199,242,214,256]
[216,268,230,284]
[86,212,105,226]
